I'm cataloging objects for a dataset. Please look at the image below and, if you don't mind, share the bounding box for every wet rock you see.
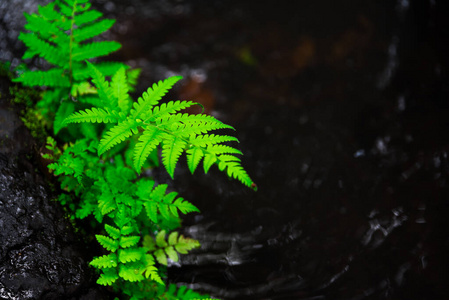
[0,76,109,299]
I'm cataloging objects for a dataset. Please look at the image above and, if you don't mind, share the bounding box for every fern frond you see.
[63,107,120,125]
[165,246,179,262]
[105,166,136,193]
[135,179,155,199]
[58,1,75,17]
[145,100,196,122]
[72,41,121,61]
[217,155,255,189]
[148,231,200,265]
[113,206,133,228]
[127,68,141,92]
[96,234,119,252]
[17,0,257,297]
[155,230,168,252]
[158,113,234,137]
[142,235,156,252]
[70,81,96,97]
[65,65,255,188]
[119,248,144,264]
[202,153,217,174]
[154,249,168,265]
[18,33,68,67]
[97,268,119,286]
[13,68,70,87]
[48,150,85,178]
[86,61,116,109]
[98,188,116,215]
[161,136,187,178]
[98,118,141,156]
[23,11,64,41]
[206,144,243,156]
[185,136,240,174]
[130,76,182,119]
[143,202,158,224]
[93,205,104,223]
[41,136,59,160]
[169,284,211,300]
[121,225,135,236]
[75,185,96,215]
[171,197,199,216]
[73,9,102,25]
[120,235,141,248]
[111,67,131,115]
[186,148,204,174]
[133,127,165,172]
[90,253,118,269]
[37,2,59,21]
[73,19,115,43]
[104,224,121,240]
[119,262,144,282]
[158,192,175,220]
[190,133,238,145]
[138,183,199,223]
[143,254,163,284]
[174,234,201,254]
[76,201,94,219]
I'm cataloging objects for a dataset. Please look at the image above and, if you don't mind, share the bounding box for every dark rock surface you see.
[0,75,108,299]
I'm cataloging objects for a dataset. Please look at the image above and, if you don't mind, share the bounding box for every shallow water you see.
[2,0,449,299]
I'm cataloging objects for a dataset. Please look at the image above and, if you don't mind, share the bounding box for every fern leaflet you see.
[130,76,183,119]
[98,118,141,155]
[63,107,120,124]
[143,230,200,265]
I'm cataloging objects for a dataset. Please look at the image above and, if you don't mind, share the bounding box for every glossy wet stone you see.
[0,76,109,299]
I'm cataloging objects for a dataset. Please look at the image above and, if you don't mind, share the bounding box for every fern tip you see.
[250,182,258,191]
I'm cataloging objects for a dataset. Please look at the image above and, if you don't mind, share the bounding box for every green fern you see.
[16,0,122,86]
[143,230,200,266]
[44,137,199,226]
[18,0,255,298]
[136,179,199,224]
[119,282,212,300]
[63,63,257,189]
[92,240,161,285]
[166,284,212,300]
[91,211,164,286]
[89,206,201,290]
[44,137,202,289]
[13,0,129,134]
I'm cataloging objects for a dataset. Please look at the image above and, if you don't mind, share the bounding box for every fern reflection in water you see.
[13,0,255,298]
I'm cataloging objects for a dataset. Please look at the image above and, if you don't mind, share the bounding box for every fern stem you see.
[68,0,77,87]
